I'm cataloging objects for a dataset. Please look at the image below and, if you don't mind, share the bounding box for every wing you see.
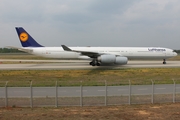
[62,45,101,58]
[61,45,122,58]
[5,46,33,53]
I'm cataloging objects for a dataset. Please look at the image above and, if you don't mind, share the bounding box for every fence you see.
[0,80,180,108]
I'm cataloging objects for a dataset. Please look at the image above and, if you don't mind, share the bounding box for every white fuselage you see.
[23,46,177,60]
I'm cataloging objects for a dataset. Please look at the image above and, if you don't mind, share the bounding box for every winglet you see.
[6,46,33,53]
[61,45,72,51]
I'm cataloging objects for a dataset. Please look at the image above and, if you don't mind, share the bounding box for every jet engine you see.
[97,55,128,65]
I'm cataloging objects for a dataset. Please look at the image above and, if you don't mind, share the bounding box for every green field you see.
[0,68,180,87]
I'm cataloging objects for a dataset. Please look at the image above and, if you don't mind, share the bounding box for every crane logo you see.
[20,32,28,42]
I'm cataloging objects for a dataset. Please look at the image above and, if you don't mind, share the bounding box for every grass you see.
[0,68,180,87]
[0,53,180,86]
[169,54,180,60]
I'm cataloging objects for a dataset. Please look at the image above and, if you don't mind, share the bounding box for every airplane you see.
[7,27,177,66]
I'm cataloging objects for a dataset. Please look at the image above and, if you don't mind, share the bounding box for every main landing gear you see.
[89,58,101,66]
[163,59,166,64]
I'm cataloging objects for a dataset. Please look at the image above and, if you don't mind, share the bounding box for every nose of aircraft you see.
[173,52,178,56]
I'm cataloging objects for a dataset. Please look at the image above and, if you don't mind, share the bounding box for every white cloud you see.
[122,0,180,24]
[0,0,180,49]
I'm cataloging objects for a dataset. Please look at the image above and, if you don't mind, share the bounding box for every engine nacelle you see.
[98,55,128,65]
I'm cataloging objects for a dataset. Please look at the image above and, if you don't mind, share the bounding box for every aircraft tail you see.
[15,27,43,47]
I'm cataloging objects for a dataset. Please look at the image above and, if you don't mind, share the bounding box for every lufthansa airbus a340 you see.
[7,27,177,66]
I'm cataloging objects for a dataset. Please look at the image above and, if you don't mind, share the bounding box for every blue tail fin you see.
[15,27,43,47]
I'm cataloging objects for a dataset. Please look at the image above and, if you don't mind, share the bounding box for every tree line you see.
[173,50,180,54]
[0,48,23,53]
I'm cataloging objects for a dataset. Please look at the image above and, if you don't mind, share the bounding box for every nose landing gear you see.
[163,59,166,64]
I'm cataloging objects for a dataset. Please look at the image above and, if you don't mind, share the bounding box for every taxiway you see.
[0,60,180,70]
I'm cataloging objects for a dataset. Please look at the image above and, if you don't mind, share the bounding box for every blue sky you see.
[0,0,180,49]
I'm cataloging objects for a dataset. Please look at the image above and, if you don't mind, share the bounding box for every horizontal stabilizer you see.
[5,46,33,53]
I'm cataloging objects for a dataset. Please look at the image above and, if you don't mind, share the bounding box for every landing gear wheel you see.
[91,62,96,66]
[89,62,93,65]
[96,62,101,66]
[90,58,101,66]
[89,61,96,66]
[163,59,166,64]
[163,61,166,64]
